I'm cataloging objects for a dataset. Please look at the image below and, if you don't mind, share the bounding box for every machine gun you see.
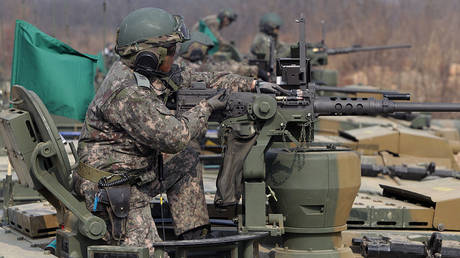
[290,42,411,67]
[327,44,411,56]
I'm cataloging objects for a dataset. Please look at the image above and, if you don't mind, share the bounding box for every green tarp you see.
[95,51,108,75]
[11,20,98,122]
[198,19,219,55]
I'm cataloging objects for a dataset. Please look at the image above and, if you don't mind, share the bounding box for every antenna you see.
[297,13,307,86]
[321,20,326,44]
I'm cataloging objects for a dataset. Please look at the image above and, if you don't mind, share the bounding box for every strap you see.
[76,162,123,184]
[134,72,151,89]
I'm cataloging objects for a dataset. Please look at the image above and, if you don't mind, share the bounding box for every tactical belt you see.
[77,162,131,241]
[76,162,125,184]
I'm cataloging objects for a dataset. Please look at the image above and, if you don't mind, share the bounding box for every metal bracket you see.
[30,141,107,240]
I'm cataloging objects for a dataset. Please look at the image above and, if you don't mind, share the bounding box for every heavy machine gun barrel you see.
[326,44,411,55]
[312,96,460,116]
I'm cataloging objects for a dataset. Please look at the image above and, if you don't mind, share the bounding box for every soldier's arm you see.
[277,40,292,58]
[208,21,230,46]
[250,34,270,60]
[105,87,211,154]
[181,69,255,92]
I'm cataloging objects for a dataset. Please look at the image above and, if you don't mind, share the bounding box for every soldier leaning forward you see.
[72,8,261,256]
[192,8,237,54]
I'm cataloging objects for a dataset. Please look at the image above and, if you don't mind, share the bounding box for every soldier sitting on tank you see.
[250,12,291,63]
[192,8,237,55]
[73,7,279,256]
[176,31,268,80]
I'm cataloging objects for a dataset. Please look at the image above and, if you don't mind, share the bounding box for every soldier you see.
[73,7,277,256]
[176,31,263,79]
[192,8,237,54]
[250,12,291,62]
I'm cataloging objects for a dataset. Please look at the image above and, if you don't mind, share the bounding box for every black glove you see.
[257,68,270,82]
[256,80,277,93]
[207,90,229,111]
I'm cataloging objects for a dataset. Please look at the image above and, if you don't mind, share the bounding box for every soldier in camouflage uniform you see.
[192,8,237,54]
[176,31,260,78]
[72,8,260,256]
[250,12,291,62]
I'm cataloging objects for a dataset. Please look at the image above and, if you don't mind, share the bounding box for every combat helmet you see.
[259,12,283,36]
[179,31,214,62]
[115,7,190,68]
[218,8,238,24]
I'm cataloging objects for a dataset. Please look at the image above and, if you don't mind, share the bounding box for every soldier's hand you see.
[257,68,270,82]
[207,90,229,111]
[256,80,278,93]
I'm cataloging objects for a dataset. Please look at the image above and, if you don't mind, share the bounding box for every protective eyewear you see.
[173,15,190,41]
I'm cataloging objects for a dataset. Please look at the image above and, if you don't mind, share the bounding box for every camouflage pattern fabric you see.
[75,60,253,255]
[73,146,207,256]
[176,56,258,78]
[192,15,230,46]
[250,32,291,61]
[180,63,254,93]
[78,61,212,176]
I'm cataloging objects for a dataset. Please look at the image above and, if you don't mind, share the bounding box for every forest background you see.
[1,0,460,117]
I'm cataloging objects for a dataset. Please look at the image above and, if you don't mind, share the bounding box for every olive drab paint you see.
[265,148,360,257]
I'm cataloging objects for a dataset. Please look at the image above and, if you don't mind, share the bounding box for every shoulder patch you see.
[134,72,151,89]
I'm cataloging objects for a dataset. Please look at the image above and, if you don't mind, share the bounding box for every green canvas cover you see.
[11,20,97,121]
[198,19,219,55]
[95,51,108,76]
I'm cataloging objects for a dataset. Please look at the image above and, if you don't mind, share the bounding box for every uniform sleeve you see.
[250,34,271,61]
[105,87,212,154]
[277,40,292,58]
[208,20,230,46]
[181,69,253,92]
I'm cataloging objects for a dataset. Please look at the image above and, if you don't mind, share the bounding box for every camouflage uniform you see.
[250,32,291,62]
[176,56,258,78]
[192,15,229,47]
[74,60,252,255]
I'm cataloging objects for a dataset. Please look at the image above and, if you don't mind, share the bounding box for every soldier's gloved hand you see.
[257,68,270,82]
[256,80,278,93]
[206,90,229,111]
